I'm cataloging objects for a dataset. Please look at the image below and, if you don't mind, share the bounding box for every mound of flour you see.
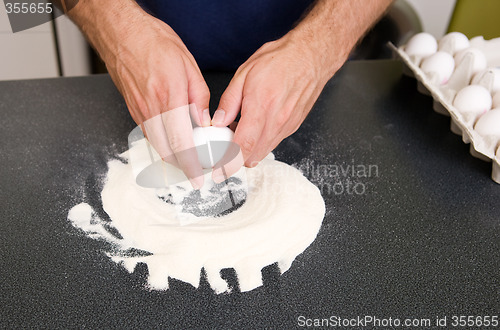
[68,142,325,293]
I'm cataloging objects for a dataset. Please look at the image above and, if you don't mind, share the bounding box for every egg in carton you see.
[390,32,500,184]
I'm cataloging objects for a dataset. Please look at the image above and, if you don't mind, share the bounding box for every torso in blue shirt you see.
[137,0,315,70]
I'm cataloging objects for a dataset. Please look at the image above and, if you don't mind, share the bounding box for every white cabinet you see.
[0,5,90,81]
[0,6,59,80]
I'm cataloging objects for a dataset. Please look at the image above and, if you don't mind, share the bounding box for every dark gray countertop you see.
[1,60,499,328]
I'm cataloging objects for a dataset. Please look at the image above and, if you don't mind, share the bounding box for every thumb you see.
[188,72,211,127]
[213,74,245,127]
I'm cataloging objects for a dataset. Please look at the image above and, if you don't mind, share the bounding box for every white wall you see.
[0,6,59,80]
[0,5,91,81]
[406,0,457,38]
[54,14,91,77]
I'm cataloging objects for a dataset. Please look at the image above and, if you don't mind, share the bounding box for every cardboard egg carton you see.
[390,33,500,184]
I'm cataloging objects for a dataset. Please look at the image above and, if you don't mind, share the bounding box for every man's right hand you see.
[69,1,211,189]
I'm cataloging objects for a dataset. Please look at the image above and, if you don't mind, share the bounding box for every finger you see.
[142,113,176,165]
[187,67,211,127]
[160,71,204,189]
[211,121,241,182]
[245,133,281,168]
[140,71,185,167]
[162,105,204,189]
[243,105,301,167]
[232,97,266,164]
[113,66,182,169]
[201,108,211,127]
[213,71,246,127]
[212,146,244,183]
[188,104,202,127]
[244,93,313,167]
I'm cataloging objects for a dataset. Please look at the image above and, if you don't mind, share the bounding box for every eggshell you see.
[474,108,500,136]
[493,92,500,108]
[454,47,487,75]
[192,126,234,168]
[471,68,500,93]
[420,51,455,84]
[438,32,470,54]
[453,85,492,115]
[404,32,438,57]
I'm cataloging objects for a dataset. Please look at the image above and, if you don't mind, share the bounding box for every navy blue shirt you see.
[137,0,315,70]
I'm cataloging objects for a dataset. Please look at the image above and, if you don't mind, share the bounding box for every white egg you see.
[192,126,234,169]
[453,85,492,115]
[474,108,500,136]
[471,68,500,93]
[438,32,470,54]
[420,51,455,84]
[404,32,438,57]
[494,92,500,108]
[454,47,487,75]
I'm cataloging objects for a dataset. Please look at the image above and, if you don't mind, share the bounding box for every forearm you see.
[289,0,394,78]
[64,0,149,64]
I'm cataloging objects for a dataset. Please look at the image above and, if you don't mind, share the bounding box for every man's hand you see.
[69,1,211,188]
[212,0,393,181]
[212,34,331,182]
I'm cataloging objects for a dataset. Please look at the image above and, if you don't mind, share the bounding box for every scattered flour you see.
[68,140,325,293]
[68,202,118,242]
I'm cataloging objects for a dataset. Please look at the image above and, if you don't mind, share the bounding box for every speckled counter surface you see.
[1,60,499,328]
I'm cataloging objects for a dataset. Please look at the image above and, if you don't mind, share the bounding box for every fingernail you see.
[202,108,211,127]
[190,176,204,190]
[212,168,228,183]
[211,109,225,126]
[247,160,260,168]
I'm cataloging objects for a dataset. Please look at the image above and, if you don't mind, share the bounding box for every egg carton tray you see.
[390,34,500,184]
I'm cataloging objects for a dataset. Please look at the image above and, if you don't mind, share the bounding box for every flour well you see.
[68,140,325,293]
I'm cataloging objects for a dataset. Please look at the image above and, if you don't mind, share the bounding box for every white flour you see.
[68,141,325,293]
